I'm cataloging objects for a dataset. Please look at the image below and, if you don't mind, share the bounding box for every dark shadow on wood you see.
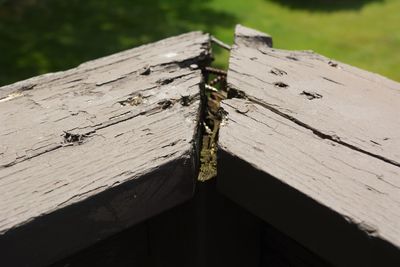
[51,178,333,267]
[51,180,262,267]
[0,157,195,267]
[217,150,400,267]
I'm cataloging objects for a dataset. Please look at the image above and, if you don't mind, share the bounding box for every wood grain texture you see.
[218,25,400,266]
[228,25,400,167]
[0,31,210,266]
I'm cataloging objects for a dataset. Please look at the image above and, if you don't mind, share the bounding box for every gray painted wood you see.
[218,25,400,266]
[228,25,400,167]
[0,31,210,266]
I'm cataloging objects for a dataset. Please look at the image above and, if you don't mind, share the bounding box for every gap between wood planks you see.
[197,34,400,183]
[197,37,230,182]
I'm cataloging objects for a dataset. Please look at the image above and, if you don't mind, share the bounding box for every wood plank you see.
[218,25,400,266]
[0,31,210,266]
[228,25,400,167]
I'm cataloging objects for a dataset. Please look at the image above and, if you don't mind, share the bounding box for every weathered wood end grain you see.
[218,25,400,266]
[234,24,272,49]
[0,31,210,266]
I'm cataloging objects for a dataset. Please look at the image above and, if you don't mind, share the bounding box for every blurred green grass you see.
[0,0,399,86]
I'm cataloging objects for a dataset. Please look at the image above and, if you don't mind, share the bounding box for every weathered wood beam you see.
[218,25,400,266]
[0,31,211,266]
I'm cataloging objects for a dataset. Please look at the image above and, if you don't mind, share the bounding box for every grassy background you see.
[0,0,399,86]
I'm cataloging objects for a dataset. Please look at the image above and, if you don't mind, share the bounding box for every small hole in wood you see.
[273,82,289,88]
[63,131,86,144]
[286,56,299,61]
[300,91,323,100]
[270,68,287,76]
[328,61,339,68]
[158,99,173,109]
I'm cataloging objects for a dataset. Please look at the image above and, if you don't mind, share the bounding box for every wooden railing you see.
[1,25,399,267]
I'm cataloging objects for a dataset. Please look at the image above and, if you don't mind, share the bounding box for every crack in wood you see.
[230,92,400,168]
[0,144,63,169]
[0,92,200,170]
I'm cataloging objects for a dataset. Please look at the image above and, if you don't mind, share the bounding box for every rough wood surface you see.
[218,25,400,266]
[228,26,400,167]
[0,31,210,266]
